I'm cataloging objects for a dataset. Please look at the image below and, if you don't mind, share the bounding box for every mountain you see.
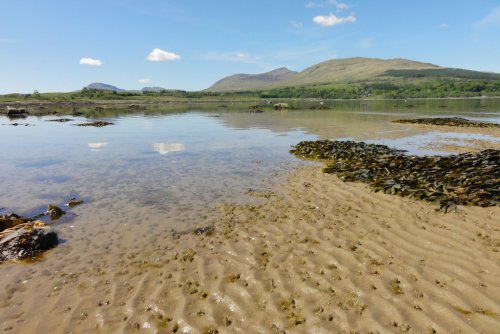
[207,67,298,92]
[85,83,123,91]
[206,57,500,92]
[142,86,168,93]
[281,57,439,86]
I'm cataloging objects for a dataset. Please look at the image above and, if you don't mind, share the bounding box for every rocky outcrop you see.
[0,221,58,262]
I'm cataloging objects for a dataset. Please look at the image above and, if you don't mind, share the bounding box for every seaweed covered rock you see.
[291,140,500,210]
[394,117,500,128]
[76,121,114,127]
[0,221,58,262]
[46,204,66,220]
[0,214,31,232]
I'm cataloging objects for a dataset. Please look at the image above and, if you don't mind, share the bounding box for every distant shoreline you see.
[1,96,499,117]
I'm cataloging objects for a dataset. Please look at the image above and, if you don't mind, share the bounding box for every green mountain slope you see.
[283,57,439,86]
[207,67,297,92]
[206,57,499,93]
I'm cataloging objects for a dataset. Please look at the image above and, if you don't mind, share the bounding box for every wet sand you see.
[1,165,498,333]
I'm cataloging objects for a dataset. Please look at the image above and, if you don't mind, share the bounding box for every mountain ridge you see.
[206,57,500,92]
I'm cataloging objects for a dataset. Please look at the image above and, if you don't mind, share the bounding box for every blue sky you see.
[1,0,499,93]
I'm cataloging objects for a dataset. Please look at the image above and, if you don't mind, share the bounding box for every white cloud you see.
[331,0,349,10]
[79,57,103,66]
[290,20,304,28]
[147,48,181,61]
[306,0,349,10]
[475,5,500,28]
[138,78,151,84]
[236,52,250,59]
[313,13,356,27]
[439,23,449,29]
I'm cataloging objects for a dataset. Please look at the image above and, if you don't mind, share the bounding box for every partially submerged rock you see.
[46,204,66,220]
[75,121,114,127]
[67,197,83,207]
[0,214,28,232]
[6,106,29,118]
[274,103,290,111]
[291,140,499,210]
[47,118,73,123]
[394,117,500,128]
[0,221,58,262]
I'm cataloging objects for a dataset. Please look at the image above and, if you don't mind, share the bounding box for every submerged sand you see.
[1,165,498,333]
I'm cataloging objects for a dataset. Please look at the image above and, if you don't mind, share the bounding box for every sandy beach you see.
[1,163,498,333]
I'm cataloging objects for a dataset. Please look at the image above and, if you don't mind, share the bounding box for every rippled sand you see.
[1,165,498,333]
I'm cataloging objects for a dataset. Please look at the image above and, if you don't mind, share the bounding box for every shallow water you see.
[1,100,499,230]
[1,99,499,332]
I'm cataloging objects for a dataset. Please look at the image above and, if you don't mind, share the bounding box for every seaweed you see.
[394,117,500,128]
[291,140,499,209]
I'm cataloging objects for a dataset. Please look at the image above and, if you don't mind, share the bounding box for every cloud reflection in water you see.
[88,142,108,151]
[153,143,185,155]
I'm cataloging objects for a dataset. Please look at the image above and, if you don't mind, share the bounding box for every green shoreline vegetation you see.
[1,79,500,105]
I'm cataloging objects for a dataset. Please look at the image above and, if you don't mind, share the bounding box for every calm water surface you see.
[1,99,499,232]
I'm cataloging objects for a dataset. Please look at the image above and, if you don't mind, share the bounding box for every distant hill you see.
[207,67,298,92]
[85,83,123,91]
[206,57,499,92]
[283,57,439,86]
[142,86,167,93]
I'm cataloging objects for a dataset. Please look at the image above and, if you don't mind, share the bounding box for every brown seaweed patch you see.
[75,121,114,127]
[291,140,499,209]
[394,117,500,128]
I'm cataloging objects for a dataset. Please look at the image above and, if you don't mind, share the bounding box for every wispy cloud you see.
[438,23,449,29]
[290,20,304,29]
[313,13,356,27]
[358,37,373,49]
[0,39,18,44]
[474,5,500,28]
[201,51,256,63]
[138,79,151,84]
[147,48,181,61]
[306,0,349,10]
[79,57,103,66]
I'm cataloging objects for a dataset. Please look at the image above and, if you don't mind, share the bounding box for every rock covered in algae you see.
[291,140,499,210]
[75,121,114,127]
[0,221,58,262]
[45,204,66,220]
[393,117,500,128]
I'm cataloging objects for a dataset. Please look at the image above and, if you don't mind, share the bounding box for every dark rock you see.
[0,214,31,233]
[0,221,58,262]
[67,198,83,207]
[6,106,29,117]
[45,204,65,220]
[47,118,73,123]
